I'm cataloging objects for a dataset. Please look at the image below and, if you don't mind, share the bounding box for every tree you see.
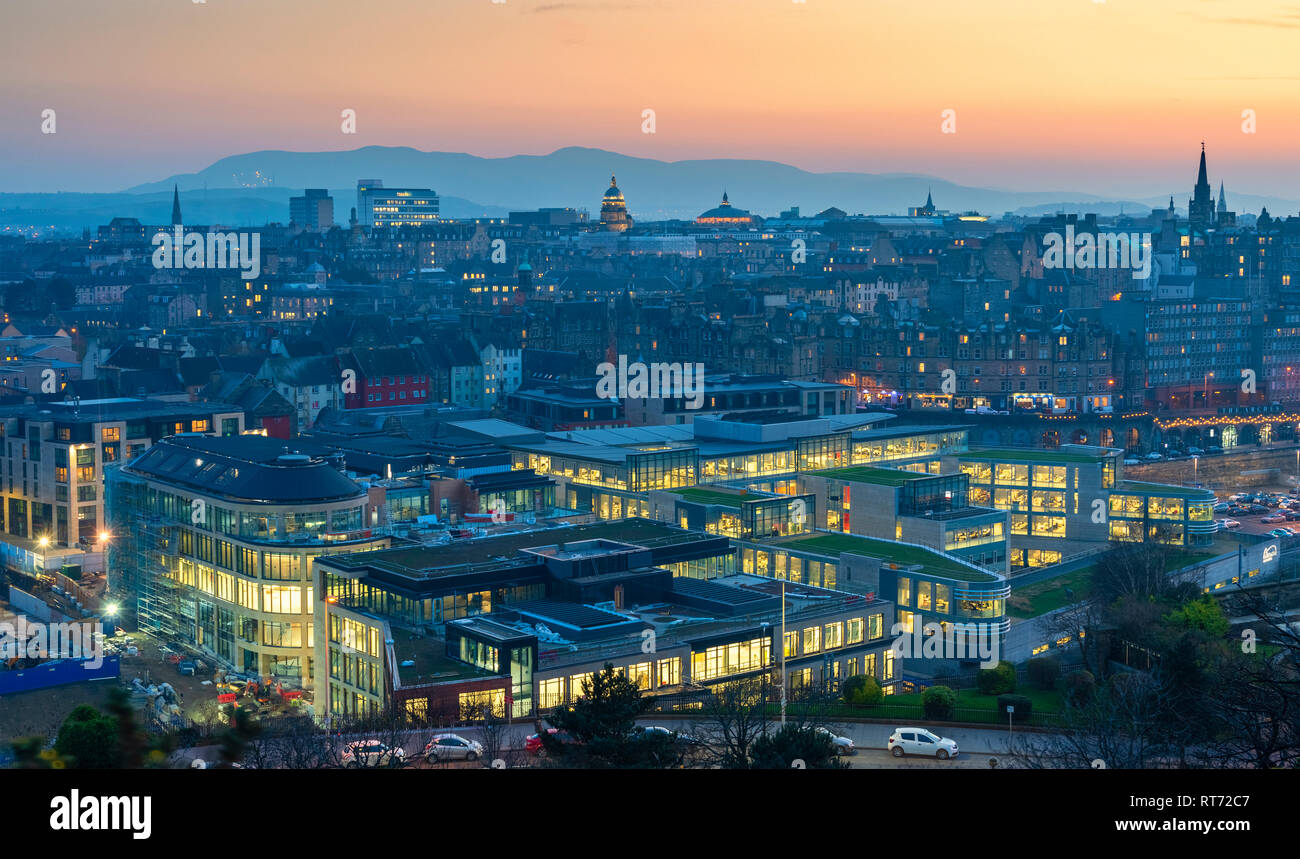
[55,705,119,769]
[1026,657,1060,691]
[922,685,956,720]
[1010,672,1178,769]
[543,663,679,768]
[694,677,773,769]
[1092,543,1200,605]
[750,724,846,770]
[1165,596,1230,638]
[842,674,883,707]
[976,661,1016,695]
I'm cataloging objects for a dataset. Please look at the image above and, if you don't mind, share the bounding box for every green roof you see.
[961,447,1110,464]
[773,533,997,582]
[672,486,755,507]
[809,465,918,486]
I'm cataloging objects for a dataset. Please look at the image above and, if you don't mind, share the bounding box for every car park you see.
[887,727,959,760]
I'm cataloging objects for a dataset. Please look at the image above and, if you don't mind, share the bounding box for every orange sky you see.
[1,0,1298,196]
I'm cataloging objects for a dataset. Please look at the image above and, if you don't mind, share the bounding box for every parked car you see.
[1123,458,1140,466]
[1261,514,1286,524]
[815,727,857,756]
[341,739,406,768]
[631,725,705,746]
[1187,446,1205,456]
[1143,452,1164,461]
[1249,505,1270,515]
[1213,503,1230,513]
[888,727,959,760]
[423,733,484,762]
[1268,528,1293,539]
[176,660,196,676]
[1205,446,1224,455]
[1283,511,1300,521]
[1217,518,1241,530]
[525,728,581,757]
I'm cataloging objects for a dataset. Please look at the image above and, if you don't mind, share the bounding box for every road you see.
[174,717,1050,769]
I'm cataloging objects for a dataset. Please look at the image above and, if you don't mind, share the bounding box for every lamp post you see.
[780,581,787,728]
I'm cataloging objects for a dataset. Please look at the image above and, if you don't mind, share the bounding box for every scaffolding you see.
[106,467,182,640]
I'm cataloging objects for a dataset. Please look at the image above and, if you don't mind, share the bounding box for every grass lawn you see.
[1007,566,1095,619]
[1162,549,1221,572]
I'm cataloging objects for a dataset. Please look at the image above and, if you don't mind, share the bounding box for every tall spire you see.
[170,184,182,227]
[1196,142,1208,188]
[1218,181,1227,211]
[925,187,934,209]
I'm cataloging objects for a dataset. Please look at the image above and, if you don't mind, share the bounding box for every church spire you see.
[1196,142,1208,188]
[1218,181,1227,211]
[170,184,182,227]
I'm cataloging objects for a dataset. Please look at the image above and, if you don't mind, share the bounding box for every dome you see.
[696,191,757,224]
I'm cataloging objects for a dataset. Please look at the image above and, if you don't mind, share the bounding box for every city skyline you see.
[3,0,1300,197]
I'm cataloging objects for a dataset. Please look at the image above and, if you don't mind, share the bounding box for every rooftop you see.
[960,447,1112,464]
[1114,480,1216,499]
[809,465,919,486]
[124,435,364,504]
[319,518,701,578]
[769,532,998,582]
[671,486,762,507]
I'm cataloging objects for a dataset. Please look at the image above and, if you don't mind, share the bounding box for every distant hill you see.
[0,187,502,234]
[3,145,1295,232]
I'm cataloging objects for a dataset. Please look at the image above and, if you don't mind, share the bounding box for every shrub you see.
[921,685,956,720]
[55,704,119,769]
[1065,669,1096,706]
[842,674,883,707]
[1026,657,1060,691]
[997,694,1032,724]
[977,660,1017,695]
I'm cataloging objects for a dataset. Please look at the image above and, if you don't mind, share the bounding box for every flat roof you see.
[767,533,998,582]
[960,447,1110,464]
[672,486,764,507]
[319,518,699,576]
[809,465,920,486]
[1114,480,1216,499]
